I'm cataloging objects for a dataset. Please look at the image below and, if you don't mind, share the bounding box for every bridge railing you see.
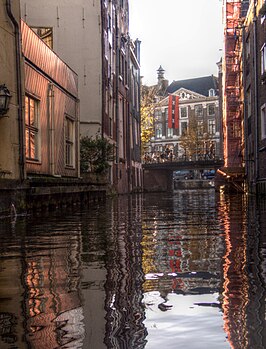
[142,152,222,164]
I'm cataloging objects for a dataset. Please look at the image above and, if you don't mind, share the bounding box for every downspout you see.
[253,1,259,191]
[241,26,250,186]
[6,0,25,181]
[115,12,120,184]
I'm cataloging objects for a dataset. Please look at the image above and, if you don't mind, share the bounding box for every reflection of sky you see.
[143,292,231,349]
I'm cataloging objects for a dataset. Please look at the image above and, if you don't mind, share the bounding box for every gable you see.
[172,88,206,100]
[158,87,206,107]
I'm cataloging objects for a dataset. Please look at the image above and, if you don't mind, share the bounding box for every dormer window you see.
[209,88,215,97]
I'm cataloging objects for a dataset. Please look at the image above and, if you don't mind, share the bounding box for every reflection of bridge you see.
[143,158,224,192]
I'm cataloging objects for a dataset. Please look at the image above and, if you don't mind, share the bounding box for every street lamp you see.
[0,84,11,116]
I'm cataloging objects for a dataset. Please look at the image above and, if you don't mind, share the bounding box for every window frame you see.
[180,106,188,119]
[25,94,40,162]
[65,114,75,168]
[207,104,215,116]
[195,104,203,117]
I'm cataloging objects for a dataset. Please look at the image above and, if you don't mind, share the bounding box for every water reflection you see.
[0,191,265,348]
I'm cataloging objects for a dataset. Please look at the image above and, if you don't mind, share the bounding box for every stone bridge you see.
[142,158,224,192]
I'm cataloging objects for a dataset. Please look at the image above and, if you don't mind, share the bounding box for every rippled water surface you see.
[0,190,265,349]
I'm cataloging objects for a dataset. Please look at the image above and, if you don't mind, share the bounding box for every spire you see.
[157,65,165,82]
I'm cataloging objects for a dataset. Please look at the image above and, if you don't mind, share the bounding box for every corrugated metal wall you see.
[22,20,79,178]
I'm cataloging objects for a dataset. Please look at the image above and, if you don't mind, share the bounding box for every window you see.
[154,109,162,121]
[209,89,215,97]
[197,121,204,136]
[208,119,216,135]
[261,104,266,140]
[155,124,162,138]
[166,124,174,138]
[65,116,75,167]
[31,27,53,49]
[207,104,215,116]
[195,104,203,117]
[180,107,187,118]
[181,122,187,135]
[25,95,40,161]
[261,44,266,75]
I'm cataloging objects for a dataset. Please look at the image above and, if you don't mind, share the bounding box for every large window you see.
[180,107,187,118]
[65,116,75,167]
[207,104,215,116]
[195,104,203,117]
[25,95,40,161]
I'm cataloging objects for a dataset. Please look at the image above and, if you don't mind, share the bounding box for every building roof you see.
[166,75,218,97]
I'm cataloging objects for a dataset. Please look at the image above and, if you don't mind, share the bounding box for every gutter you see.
[6,0,25,181]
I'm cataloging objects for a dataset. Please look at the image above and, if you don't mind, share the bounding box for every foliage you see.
[140,85,158,153]
[80,136,115,174]
[179,115,213,160]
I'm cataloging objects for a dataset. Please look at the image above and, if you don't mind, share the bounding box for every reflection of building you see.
[246,196,266,349]
[219,192,249,349]
[141,191,224,295]
[0,218,84,349]
[104,196,147,348]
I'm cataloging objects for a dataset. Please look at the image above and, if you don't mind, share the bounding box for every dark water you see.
[0,190,265,349]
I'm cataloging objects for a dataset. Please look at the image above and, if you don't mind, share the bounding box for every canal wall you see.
[0,177,108,216]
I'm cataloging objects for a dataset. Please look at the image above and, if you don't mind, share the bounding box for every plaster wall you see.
[20,0,103,138]
[0,0,21,179]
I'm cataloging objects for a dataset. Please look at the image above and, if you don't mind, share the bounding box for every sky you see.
[129,0,224,86]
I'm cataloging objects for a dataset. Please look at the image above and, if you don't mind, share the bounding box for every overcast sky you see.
[129,0,224,86]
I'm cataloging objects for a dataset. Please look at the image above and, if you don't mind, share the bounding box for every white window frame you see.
[180,106,187,119]
[208,119,216,135]
[155,124,162,139]
[195,104,203,117]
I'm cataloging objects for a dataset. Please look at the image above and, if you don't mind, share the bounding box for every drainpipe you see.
[6,0,25,181]
[115,12,120,184]
[241,26,250,184]
[253,1,259,192]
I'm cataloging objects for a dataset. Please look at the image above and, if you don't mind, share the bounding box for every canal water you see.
[0,190,265,349]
